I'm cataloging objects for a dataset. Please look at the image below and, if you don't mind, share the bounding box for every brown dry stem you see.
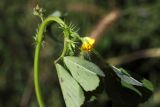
[89,9,121,43]
[107,48,160,65]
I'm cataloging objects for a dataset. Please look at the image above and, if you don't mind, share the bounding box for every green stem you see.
[34,16,65,107]
[54,38,68,63]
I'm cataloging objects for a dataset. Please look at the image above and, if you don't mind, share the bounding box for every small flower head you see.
[81,37,95,52]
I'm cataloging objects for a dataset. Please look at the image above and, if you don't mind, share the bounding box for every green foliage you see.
[55,56,105,107]
[121,80,142,96]
[33,12,153,106]
[64,56,105,77]
[56,64,85,107]
[111,65,143,86]
[1,0,159,107]
[33,13,105,106]
[64,56,103,91]
[141,79,154,92]
[110,65,154,97]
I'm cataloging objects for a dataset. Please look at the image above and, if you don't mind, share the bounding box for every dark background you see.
[0,0,160,107]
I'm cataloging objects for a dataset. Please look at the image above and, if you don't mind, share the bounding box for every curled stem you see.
[34,16,66,107]
[54,38,68,63]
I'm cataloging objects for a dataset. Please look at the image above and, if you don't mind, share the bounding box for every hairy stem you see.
[54,38,68,63]
[34,16,65,107]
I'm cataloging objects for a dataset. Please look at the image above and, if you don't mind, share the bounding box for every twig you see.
[106,48,160,65]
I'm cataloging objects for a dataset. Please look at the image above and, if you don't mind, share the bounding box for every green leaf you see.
[141,79,154,91]
[56,64,85,107]
[111,65,143,86]
[119,68,131,76]
[64,56,105,76]
[121,80,142,96]
[64,56,104,91]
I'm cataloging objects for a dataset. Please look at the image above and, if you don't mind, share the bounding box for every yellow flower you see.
[81,37,95,52]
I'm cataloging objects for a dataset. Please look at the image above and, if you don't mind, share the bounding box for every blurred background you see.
[0,0,160,107]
